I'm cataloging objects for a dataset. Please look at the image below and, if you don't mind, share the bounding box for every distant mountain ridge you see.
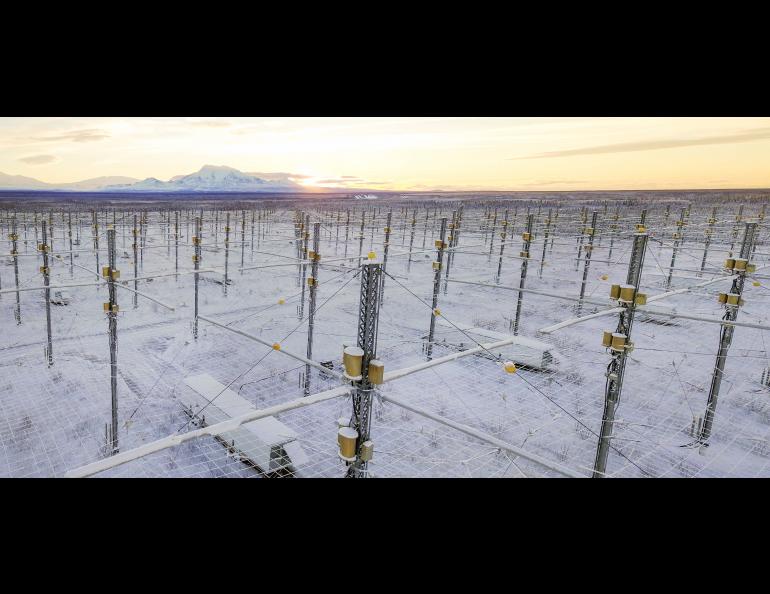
[0,165,326,193]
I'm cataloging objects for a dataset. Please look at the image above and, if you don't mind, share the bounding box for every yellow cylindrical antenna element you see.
[103,302,110,312]
[619,284,636,303]
[634,293,647,306]
[734,258,748,271]
[726,293,740,306]
[307,250,316,260]
[368,359,384,385]
[601,275,608,281]
[102,265,111,278]
[278,298,285,305]
[433,308,441,316]
[635,224,646,233]
[272,342,281,351]
[520,250,529,258]
[611,333,627,351]
[602,331,613,347]
[747,263,756,273]
[503,361,517,374]
[724,258,736,269]
[343,346,364,379]
[610,284,621,299]
[432,261,441,271]
[368,251,376,260]
[307,277,315,286]
[337,427,358,461]
[360,440,374,462]
[522,232,532,241]
[718,293,728,304]
[111,269,120,280]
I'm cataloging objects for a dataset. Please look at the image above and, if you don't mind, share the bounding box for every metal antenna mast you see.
[304,222,321,397]
[426,217,448,361]
[175,210,179,280]
[41,221,53,366]
[223,212,231,296]
[512,213,535,335]
[193,217,201,339]
[539,209,552,279]
[593,221,649,478]
[699,207,717,277]
[92,211,100,285]
[380,210,393,306]
[105,227,120,455]
[346,261,383,478]
[240,209,246,273]
[577,211,598,316]
[10,218,21,325]
[131,215,138,308]
[67,212,74,276]
[495,210,509,283]
[299,214,310,319]
[698,221,758,443]
[666,208,686,289]
[407,209,417,273]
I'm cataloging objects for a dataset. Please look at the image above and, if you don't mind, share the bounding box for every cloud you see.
[31,128,110,143]
[19,154,56,165]
[188,120,231,128]
[511,127,770,160]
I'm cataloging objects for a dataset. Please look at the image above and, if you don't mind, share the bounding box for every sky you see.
[1,117,769,191]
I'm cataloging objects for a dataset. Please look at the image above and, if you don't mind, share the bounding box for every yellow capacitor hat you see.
[368,359,384,385]
[338,427,358,460]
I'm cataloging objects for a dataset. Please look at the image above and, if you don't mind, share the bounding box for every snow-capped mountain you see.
[0,172,54,189]
[0,165,333,193]
[104,165,308,192]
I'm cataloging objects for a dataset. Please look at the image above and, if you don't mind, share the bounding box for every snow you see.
[2,195,770,478]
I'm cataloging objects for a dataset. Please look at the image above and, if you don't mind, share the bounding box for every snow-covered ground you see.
[1,196,769,478]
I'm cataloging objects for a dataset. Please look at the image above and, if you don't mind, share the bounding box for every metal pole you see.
[304,222,321,397]
[193,217,201,339]
[512,213,534,335]
[443,210,457,295]
[10,218,21,324]
[223,212,230,296]
[699,222,757,443]
[495,210,509,283]
[346,261,382,478]
[407,209,417,272]
[699,207,717,277]
[132,215,138,308]
[106,227,119,455]
[426,218,448,361]
[68,212,74,277]
[299,214,309,319]
[666,209,686,289]
[539,209,552,279]
[240,209,246,273]
[577,211,598,315]
[593,228,649,478]
[357,211,366,268]
[380,210,392,305]
[41,221,53,366]
[92,210,100,284]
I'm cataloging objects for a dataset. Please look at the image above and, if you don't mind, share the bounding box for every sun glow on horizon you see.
[1,117,769,191]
